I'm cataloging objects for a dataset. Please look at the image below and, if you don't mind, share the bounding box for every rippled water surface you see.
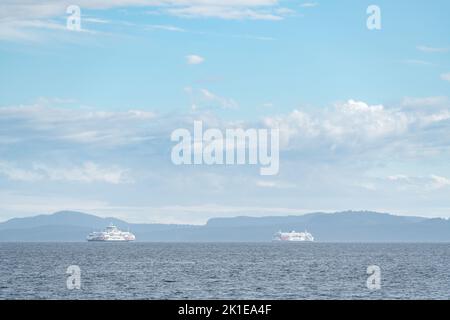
[0,243,448,299]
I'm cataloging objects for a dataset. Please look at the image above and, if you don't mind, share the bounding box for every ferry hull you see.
[273,230,314,242]
[87,239,135,242]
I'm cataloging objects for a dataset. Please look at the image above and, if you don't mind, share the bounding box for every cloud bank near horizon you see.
[1,96,450,223]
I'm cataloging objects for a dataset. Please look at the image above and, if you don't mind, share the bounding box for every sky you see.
[0,0,450,224]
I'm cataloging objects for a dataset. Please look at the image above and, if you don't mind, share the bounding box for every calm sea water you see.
[0,243,448,300]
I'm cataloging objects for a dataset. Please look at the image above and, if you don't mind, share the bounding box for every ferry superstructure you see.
[273,230,314,242]
[87,224,136,242]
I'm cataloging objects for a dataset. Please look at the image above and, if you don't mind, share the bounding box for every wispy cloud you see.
[165,6,284,20]
[186,54,205,65]
[441,73,450,82]
[83,17,110,24]
[417,45,449,53]
[263,98,450,157]
[402,96,449,108]
[0,101,157,146]
[184,87,239,110]
[0,161,132,184]
[300,2,319,8]
[0,19,68,41]
[2,96,450,221]
[0,0,283,20]
[402,59,434,66]
[147,24,186,32]
[387,174,450,191]
[0,0,288,41]
[256,180,296,189]
[199,89,239,109]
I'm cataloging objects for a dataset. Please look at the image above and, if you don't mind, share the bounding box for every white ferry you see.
[273,230,314,242]
[87,224,136,242]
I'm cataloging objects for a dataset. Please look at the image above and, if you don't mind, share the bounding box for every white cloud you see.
[441,73,450,82]
[37,162,132,184]
[4,97,450,160]
[256,180,296,189]
[147,24,186,32]
[0,19,68,41]
[417,45,449,53]
[0,162,43,182]
[261,97,450,170]
[262,102,274,108]
[400,96,450,124]
[387,174,450,190]
[401,96,449,108]
[0,161,132,184]
[263,109,318,148]
[0,96,450,223]
[402,59,434,66]
[167,6,283,20]
[84,17,110,24]
[0,0,288,41]
[430,175,450,189]
[0,102,157,146]
[0,105,155,122]
[2,97,450,222]
[263,99,410,150]
[200,89,238,109]
[0,0,284,29]
[275,7,296,15]
[186,54,205,65]
[185,87,239,110]
[0,0,282,20]
[300,2,318,8]
[0,0,286,40]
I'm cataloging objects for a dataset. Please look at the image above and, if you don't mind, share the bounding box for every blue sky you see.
[0,0,450,224]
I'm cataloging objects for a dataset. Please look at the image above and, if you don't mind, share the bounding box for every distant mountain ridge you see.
[0,211,126,230]
[0,210,448,242]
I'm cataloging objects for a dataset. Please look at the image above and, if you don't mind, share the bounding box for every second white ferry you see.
[87,224,136,242]
[273,230,314,242]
